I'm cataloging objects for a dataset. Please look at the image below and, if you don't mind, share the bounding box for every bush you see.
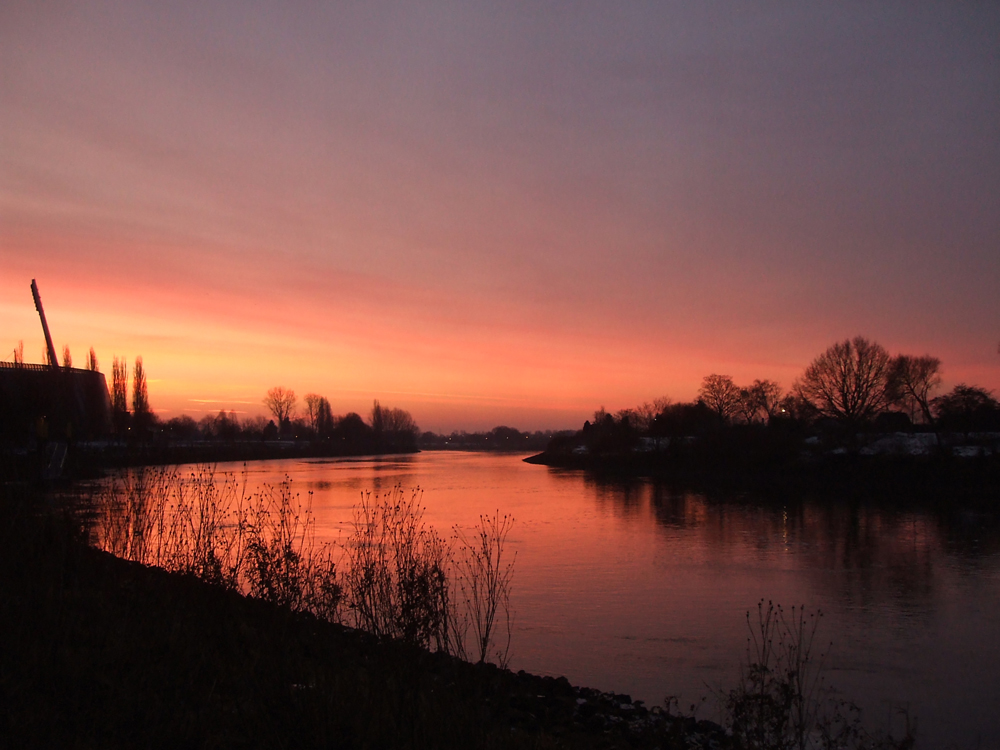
[342,486,452,650]
[92,470,521,669]
[725,600,914,750]
[92,465,343,620]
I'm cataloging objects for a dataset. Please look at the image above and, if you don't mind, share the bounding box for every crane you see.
[30,279,60,370]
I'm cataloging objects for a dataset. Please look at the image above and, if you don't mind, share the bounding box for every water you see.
[195,452,1000,747]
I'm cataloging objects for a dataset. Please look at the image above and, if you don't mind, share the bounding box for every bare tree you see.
[796,337,891,425]
[699,374,742,423]
[87,347,99,372]
[13,340,23,365]
[385,406,418,436]
[738,387,761,424]
[755,380,784,421]
[888,355,941,426]
[264,387,297,425]
[632,397,671,432]
[371,400,419,447]
[304,393,322,431]
[453,512,516,667]
[742,379,785,423]
[62,345,72,368]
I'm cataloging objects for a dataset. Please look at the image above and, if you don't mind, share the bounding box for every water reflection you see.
[572,475,997,618]
[178,452,999,748]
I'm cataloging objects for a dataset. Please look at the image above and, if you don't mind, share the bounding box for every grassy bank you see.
[1,480,734,750]
[2,473,918,749]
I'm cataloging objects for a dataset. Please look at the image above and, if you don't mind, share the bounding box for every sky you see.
[2,1,998,432]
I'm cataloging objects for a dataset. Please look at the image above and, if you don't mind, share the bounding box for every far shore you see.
[524,443,1000,506]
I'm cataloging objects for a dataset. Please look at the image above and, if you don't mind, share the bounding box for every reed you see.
[92,465,343,621]
[724,599,915,750]
[91,468,516,665]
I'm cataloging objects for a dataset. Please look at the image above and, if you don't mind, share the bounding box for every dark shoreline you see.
[0,484,727,750]
[2,458,927,749]
[524,449,1000,507]
[83,440,420,467]
[7,441,421,483]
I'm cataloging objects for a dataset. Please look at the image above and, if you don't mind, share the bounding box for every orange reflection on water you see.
[188,452,997,748]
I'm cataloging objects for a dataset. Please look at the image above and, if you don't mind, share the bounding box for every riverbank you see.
[525,447,1000,507]
[0,483,728,750]
[2,440,420,484]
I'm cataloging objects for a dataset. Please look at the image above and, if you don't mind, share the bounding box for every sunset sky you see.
[2,2,998,432]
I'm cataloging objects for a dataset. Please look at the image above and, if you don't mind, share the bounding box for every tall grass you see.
[342,485,451,648]
[92,465,342,621]
[724,600,915,750]
[91,468,514,665]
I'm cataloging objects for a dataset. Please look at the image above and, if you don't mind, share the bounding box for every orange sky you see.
[2,2,998,431]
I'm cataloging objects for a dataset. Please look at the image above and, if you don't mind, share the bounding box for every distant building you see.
[0,363,112,443]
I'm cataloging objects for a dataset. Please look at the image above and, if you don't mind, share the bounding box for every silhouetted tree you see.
[489,426,523,445]
[384,406,418,438]
[371,399,385,434]
[132,357,150,432]
[164,415,199,441]
[262,420,279,441]
[334,412,373,449]
[112,356,129,435]
[241,415,270,439]
[630,397,672,432]
[198,414,217,438]
[699,374,741,424]
[933,385,1000,433]
[738,380,785,424]
[304,393,322,431]
[888,355,941,426]
[206,410,240,441]
[87,347,99,371]
[316,397,334,437]
[753,379,784,422]
[263,387,296,425]
[370,400,418,450]
[737,389,759,424]
[796,337,891,426]
[776,392,812,423]
[581,407,640,453]
[650,401,716,437]
[62,345,72,368]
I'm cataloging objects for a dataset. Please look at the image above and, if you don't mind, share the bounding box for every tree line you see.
[79,350,420,455]
[567,336,1000,454]
[418,426,574,452]
[158,387,419,453]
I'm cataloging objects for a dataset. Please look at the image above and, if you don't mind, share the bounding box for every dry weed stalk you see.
[342,486,452,650]
[452,512,516,667]
[726,600,914,750]
[93,466,342,620]
[93,473,518,664]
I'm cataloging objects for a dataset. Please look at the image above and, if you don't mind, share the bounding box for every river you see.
[191,451,1000,747]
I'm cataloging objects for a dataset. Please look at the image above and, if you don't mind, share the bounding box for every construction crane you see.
[30,279,60,370]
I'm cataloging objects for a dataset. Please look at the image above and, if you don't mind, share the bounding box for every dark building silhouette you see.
[0,362,112,443]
